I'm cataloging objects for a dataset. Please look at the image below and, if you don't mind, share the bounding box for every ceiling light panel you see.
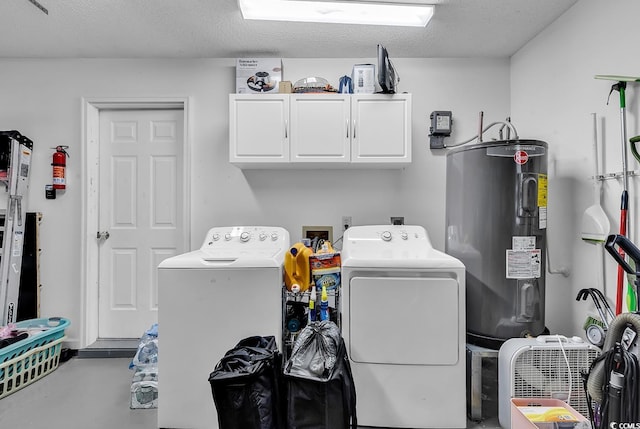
[238,0,434,27]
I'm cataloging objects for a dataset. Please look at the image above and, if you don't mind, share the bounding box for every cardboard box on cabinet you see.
[236,58,283,94]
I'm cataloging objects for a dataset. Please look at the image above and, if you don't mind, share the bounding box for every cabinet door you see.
[351,94,411,164]
[229,94,289,165]
[290,94,350,163]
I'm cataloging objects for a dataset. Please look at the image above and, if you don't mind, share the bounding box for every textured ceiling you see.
[1,0,578,58]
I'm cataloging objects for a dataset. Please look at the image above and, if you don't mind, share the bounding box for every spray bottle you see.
[320,284,329,321]
[308,286,317,323]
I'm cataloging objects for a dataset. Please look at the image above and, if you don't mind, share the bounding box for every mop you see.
[595,75,639,313]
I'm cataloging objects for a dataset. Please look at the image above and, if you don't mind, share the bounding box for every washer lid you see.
[158,226,290,268]
[341,225,464,269]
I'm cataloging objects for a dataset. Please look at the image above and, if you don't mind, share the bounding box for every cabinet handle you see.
[285,120,288,139]
[353,119,356,139]
[346,119,349,138]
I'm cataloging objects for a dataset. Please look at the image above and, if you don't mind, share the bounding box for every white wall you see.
[5,0,634,347]
[511,0,640,336]
[0,57,510,347]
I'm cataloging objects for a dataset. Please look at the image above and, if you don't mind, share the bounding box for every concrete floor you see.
[0,357,156,429]
[0,355,502,429]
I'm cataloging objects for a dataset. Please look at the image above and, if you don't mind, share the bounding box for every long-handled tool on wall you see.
[582,113,611,245]
[595,75,640,313]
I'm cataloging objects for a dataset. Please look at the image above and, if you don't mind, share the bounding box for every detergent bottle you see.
[284,242,312,292]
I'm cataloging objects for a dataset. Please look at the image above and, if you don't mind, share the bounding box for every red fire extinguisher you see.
[52,146,69,190]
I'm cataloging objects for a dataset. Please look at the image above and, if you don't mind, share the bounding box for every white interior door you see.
[98,109,184,338]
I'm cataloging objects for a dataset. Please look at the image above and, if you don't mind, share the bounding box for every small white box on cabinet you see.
[352,64,376,94]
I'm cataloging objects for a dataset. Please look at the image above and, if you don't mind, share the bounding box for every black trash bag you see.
[208,335,284,429]
[284,321,357,429]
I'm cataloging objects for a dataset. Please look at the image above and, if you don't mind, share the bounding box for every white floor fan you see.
[498,335,600,429]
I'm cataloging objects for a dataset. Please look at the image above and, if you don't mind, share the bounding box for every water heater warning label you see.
[538,174,548,230]
[506,238,541,279]
[537,174,548,207]
[539,206,547,229]
[512,236,536,250]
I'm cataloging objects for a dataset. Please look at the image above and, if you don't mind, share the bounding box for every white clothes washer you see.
[157,226,289,429]
[341,225,466,428]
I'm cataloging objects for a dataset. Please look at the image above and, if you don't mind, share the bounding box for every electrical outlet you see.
[390,216,404,225]
[342,216,352,232]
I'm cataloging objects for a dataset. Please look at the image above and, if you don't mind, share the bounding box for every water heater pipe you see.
[445,118,520,148]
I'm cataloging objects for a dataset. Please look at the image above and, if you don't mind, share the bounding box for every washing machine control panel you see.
[201,226,288,252]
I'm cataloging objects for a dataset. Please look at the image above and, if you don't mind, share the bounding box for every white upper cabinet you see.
[290,94,351,163]
[229,94,289,166]
[351,94,411,164]
[229,93,411,168]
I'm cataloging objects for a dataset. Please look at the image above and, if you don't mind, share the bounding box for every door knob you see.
[97,231,110,240]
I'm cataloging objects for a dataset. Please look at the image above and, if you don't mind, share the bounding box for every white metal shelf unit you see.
[282,287,340,361]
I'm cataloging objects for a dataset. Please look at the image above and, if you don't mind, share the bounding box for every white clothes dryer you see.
[157,226,289,429]
[341,225,466,428]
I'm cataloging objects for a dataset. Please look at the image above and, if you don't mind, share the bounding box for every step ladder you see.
[0,131,33,325]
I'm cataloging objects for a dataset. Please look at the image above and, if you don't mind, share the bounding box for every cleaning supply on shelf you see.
[315,240,335,254]
[309,286,317,323]
[284,242,313,292]
[310,251,341,291]
[320,285,329,321]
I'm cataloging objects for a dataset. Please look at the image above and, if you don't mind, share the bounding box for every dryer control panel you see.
[345,225,429,243]
[341,225,463,269]
[342,225,433,258]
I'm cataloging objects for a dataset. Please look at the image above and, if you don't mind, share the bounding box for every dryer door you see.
[349,276,459,365]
